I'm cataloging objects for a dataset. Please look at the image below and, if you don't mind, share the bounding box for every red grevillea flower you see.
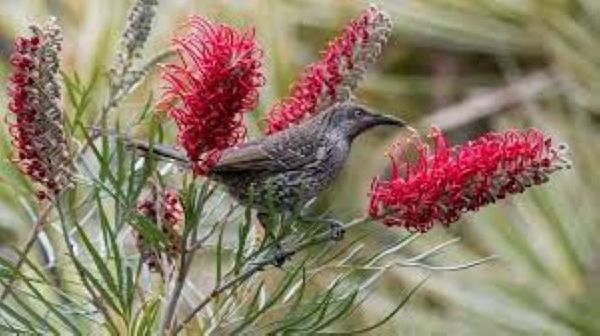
[161,16,264,175]
[135,189,184,273]
[369,127,571,232]
[7,18,72,199]
[265,5,392,134]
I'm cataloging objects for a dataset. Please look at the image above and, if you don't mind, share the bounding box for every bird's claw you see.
[273,245,294,267]
[328,220,345,241]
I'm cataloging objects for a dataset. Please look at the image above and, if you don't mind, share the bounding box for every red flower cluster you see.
[369,127,571,232]
[265,5,392,134]
[7,18,72,198]
[161,16,264,175]
[136,189,184,273]
[137,189,183,226]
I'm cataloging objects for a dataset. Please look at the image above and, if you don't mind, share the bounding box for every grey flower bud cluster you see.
[109,0,158,104]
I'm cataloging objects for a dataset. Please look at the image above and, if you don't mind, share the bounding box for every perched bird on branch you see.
[130,102,405,252]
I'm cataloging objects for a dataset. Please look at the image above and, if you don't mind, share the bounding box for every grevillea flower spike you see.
[109,0,159,103]
[135,189,184,273]
[7,18,73,199]
[265,5,393,134]
[369,127,571,232]
[160,16,264,175]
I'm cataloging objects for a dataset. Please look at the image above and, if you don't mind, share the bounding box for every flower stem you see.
[54,199,121,334]
[0,203,51,302]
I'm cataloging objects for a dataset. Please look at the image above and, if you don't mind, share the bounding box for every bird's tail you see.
[83,126,190,164]
[125,139,190,164]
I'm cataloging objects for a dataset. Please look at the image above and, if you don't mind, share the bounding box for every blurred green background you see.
[0,0,599,334]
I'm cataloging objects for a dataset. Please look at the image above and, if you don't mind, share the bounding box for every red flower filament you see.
[265,5,392,134]
[369,127,571,232]
[161,16,264,174]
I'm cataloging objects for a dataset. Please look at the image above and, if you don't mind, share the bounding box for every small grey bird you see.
[131,102,405,244]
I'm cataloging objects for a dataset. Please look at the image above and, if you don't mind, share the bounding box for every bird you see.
[130,102,405,258]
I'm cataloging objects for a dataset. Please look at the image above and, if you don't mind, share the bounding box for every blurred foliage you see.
[0,0,598,334]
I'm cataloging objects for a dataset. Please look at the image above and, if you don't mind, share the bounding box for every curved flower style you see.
[369,127,571,232]
[7,18,72,199]
[135,189,184,273]
[161,16,264,175]
[265,5,392,134]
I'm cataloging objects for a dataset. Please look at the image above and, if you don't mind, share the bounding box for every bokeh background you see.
[0,0,599,334]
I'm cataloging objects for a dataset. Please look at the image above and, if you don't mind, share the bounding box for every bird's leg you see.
[273,248,295,268]
[257,212,292,267]
[326,219,345,241]
[300,216,345,241]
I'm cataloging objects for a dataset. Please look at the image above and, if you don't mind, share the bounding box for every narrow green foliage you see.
[0,290,49,335]
[234,206,253,274]
[343,275,430,335]
[0,279,59,335]
[62,70,100,133]
[132,299,160,336]
[215,223,226,290]
[131,214,170,248]
[231,259,308,334]
[70,210,124,314]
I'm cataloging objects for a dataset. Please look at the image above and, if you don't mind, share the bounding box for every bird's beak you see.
[375,114,406,127]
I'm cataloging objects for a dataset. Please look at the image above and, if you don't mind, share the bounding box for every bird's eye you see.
[354,108,365,118]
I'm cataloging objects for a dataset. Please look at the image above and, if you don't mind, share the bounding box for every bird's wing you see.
[211,129,321,172]
[211,140,281,172]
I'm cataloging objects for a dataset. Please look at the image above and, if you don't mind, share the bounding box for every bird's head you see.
[324,102,405,140]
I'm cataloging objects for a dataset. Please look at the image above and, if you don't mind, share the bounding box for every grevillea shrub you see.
[0,3,576,335]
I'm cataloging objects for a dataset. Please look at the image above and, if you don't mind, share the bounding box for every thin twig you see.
[92,48,176,132]
[141,49,177,77]
[397,255,498,272]
[159,250,192,335]
[107,48,176,112]
[421,71,556,130]
[173,260,265,334]
[0,203,52,301]
[54,199,121,334]
[160,184,226,335]
[187,205,237,253]
[160,224,204,335]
